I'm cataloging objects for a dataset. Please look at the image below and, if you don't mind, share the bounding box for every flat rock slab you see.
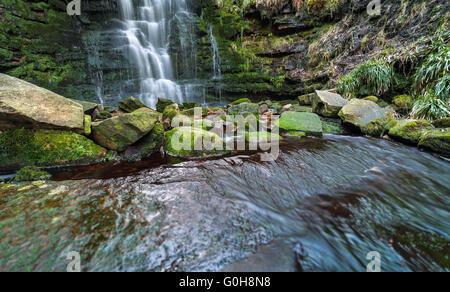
[0,74,84,132]
[339,99,392,129]
[92,110,158,151]
[312,90,348,118]
[277,111,323,137]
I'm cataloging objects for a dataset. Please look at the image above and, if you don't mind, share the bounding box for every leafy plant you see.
[337,59,394,98]
[410,91,449,121]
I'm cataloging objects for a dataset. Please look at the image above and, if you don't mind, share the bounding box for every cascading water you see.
[117,0,185,108]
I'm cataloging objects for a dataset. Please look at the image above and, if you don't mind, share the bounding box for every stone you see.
[181,102,202,110]
[418,128,450,157]
[118,97,148,113]
[163,104,181,120]
[321,118,345,134]
[388,119,433,144]
[133,107,162,119]
[392,95,413,113]
[259,104,269,115]
[298,93,315,105]
[362,96,379,103]
[165,127,231,159]
[156,98,176,113]
[0,129,107,172]
[312,90,349,118]
[181,107,208,117]
[91,110,158,151]
[231,98,250,105]
[433,117,450,128]
[290,105,313,113]
[14,166,51,182]
[84,115,92,136]
[228,102,259,116]
[70,99,98,115]
[122,123,165,161]
[338,99,393,131]
[276,111,323,137]
[0,74,84,133]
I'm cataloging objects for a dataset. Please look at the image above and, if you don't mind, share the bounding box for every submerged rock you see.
[418,128,450,157]
[165,127,231,159]
[228,102,259,116]
[0,74,84,133]
[338,99,392,132]
[118,97,148,113]
[388,119,433,144]
[312,90,348,118]
[277,111,323,137]
[14,166,51,182]
[0,129,107,172]
[92,109,158,151]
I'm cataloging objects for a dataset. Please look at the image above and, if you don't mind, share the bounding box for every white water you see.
[118,0,185,108]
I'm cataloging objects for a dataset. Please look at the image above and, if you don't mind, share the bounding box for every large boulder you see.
[91,109,158,151]
[122,123,165,161]
[0,74,84,132]
[388,119,433,144]
[338,99,392,132]
[227,102,259,116]
[165,127,231,159]
[118,97,148,113]
[312,90,348,117]
[277,111,323,137]
[418,128,450,157]
[0,129,107,172]
[70,99,98,115]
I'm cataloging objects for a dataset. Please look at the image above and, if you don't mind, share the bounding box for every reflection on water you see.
[0,135,449,271]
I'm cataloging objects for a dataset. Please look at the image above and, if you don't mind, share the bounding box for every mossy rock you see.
[84,115,91,136]
[181,107,208,117]
[388,119,433,144]
[418,128,450,157]
[361,117,397,137]
[433,117,450,128]
[227,102,259,116]
[312,90,348,118]
[362,96,379,103]
[14,166,51,182]
[156,98,176,113]
[165,127,231,159]
[133,107,162,119]
[181,102,202,110]
[122,123,165,161]
[339,99,393,131]
[231,98,250,105]
[70,99,98,115]
[0,129,107,172]
[321,118,346,135]
[163,104,181,120]
[276,111,323,137]
[118,97,148,113]
[91,111,158,151]
[298,93,315,106]
[284,131,307,137]
[290,105,313,113]
[392,95,413,113]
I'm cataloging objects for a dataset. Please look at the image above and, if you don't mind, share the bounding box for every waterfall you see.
[209,26,223,103]
[117,0,185,109]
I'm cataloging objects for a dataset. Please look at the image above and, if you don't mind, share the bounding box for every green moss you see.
[418,127,450,157]
[392,95,413,112]
[231,98,250,105]
[162,104,181,120]
[362,96,379,103]
[181,107,208,117]
[156,98,175,113]
[14,166,51,182]
[277,112,323,137]
[0,129,107,171]
[388,119,433,144]
[84,115,92,136]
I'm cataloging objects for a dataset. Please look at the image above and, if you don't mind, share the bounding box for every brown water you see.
[0,135,449,271]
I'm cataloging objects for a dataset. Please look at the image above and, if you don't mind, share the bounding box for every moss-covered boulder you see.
[156,98,176,113]
[362,96,379,103]
[433,117,450,128]
[133,107,162,119]
[0,129,107,172]
[122,123,165,161]
[418,128,450,157]
[361,117,397,137]
[165,127,231,159]
[118,97,148,113]
[276,111,323,137]
[163,103,181,121]
[91,110,158,151]
[338,99,392,132]
[312,90,348,118]
[70,99,98,115]
[14,166,51,182]
[181,107,208,117]
[227,102,259,116]
[84,115,92,136]
[388,119,433,144]
[0,74,84,133]
[298,93,315,106]
[181,102,202,110]
[392,95,413,113]
[231,98,250,105]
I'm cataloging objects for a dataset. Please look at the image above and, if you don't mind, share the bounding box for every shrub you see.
[411,91,449,121]
[337,59,394,98]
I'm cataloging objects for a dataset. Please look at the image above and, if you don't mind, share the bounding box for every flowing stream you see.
[0,135,448,271]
